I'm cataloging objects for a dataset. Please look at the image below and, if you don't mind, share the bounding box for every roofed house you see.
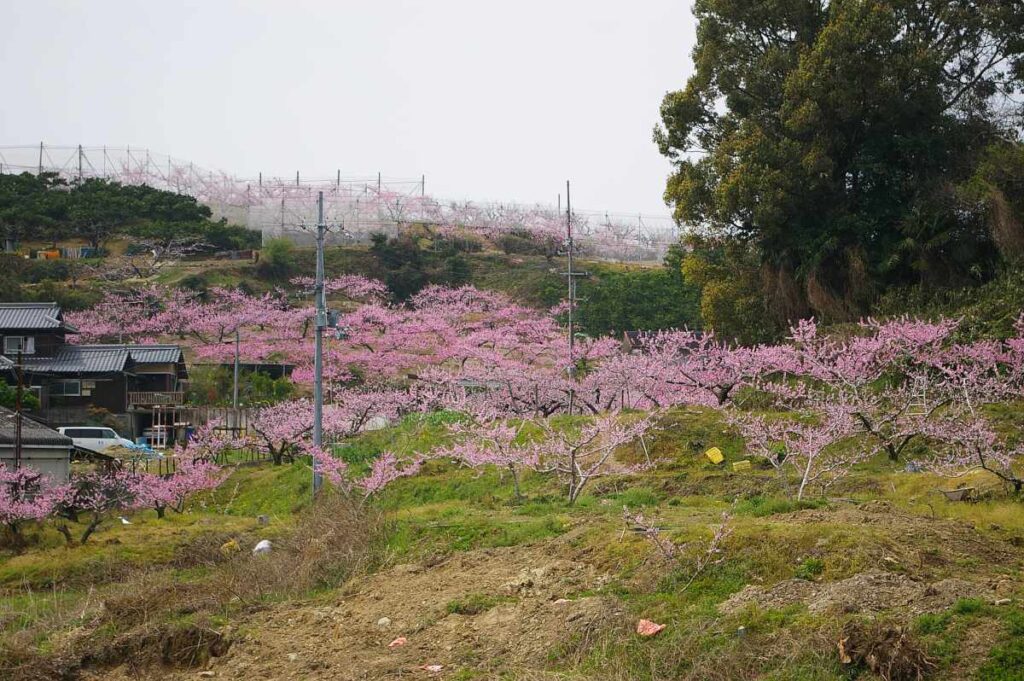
[0,302,77,358]
[0,303,188,442]
[0,406,74,483]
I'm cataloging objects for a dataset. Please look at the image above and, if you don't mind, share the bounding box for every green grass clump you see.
[974,607,1024,680]
[733,495,826,517]
[794,558,824,581]
[615,487,662,508]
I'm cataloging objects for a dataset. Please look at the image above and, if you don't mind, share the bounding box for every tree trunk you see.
[509,465,522,502]
[79,515,103,545]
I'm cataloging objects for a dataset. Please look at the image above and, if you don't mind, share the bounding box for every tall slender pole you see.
[232,329,240,409]
[566,180,574,363]
[38,142,43,174]
[14,351,23,469]
[566,180,575,416]
[78,145,83,182]
[312,191,326,496]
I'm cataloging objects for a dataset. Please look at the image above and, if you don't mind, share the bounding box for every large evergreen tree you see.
[657,0,1024,322]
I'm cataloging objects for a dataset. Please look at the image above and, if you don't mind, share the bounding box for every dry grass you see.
[0,491,382,680]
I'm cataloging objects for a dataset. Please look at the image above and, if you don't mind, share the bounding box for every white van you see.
[57,426,134,453]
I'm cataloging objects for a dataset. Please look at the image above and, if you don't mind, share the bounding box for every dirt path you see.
[89,537,621,680]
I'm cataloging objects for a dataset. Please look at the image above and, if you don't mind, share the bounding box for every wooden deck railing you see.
[128,391,185,407]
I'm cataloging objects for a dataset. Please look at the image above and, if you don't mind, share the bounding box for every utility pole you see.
[38,141,43,174]
[564,181,577,416]
[14,351,23,469]
[566,181,574,365]
[312,191,327,496]
[232,329,240,410]
[78,145,83,182]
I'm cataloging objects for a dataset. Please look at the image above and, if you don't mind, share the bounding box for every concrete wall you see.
[0,446,71,484]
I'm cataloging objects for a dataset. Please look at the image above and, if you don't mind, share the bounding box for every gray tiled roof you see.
[127,345,185,365]
[0,406,73,447]
[22,346,132,374]
[62,344,184,364]
[0,302,66,330]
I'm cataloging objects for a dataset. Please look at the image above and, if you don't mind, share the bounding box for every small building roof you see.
[81,345,185,365]
[23,346,133,374]
[0,302,76,332]
[0,406,73,447]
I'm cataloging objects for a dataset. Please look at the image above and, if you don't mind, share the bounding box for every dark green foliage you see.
[876,267,1024,341]
[0,172,258,252]
[255,238,297,280]
[176,273,209,294]
[443,253,472,287]
[131,218,259,255]
[678,234,783,344]
[0,379,41,411]
[185,365,295,406]
[657,0,1024,323]
[367,232,478,300]
[496,228,554,257]
[576,263,701,337]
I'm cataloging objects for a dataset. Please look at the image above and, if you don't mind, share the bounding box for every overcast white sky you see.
[0,1,696,216]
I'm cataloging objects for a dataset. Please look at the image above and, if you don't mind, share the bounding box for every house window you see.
[50,380,81,397]
[3,336,35,355]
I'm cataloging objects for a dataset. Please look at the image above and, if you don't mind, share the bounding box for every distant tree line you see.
[657,0,1024,342]
[0,172,259,251]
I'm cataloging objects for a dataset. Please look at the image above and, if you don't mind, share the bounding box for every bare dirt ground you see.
[85,535,622,680]
[720,569,996,617]
[77,501,1024,680]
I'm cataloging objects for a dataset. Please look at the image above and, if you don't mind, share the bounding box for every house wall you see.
[133,369,179,392]
[0,447,71,484]
[47,375,126,413]
[0,331,66,358]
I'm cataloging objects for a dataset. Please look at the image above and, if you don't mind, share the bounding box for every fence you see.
[0,143,682,263]
[125,444,271,476]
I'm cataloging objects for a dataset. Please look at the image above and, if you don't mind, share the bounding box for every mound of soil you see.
[720,569,989,617]
[88,541,620,680]
[770,502,1023,586]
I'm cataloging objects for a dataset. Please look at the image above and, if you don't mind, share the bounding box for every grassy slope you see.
[4,406,1024,679]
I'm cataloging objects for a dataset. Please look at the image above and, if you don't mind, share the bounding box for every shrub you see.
[256,238,296,280]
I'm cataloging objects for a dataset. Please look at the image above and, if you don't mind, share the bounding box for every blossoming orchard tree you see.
[59,271,1024,506]
[50,470,141,546]
[444,416,538,501]
[530,411,658,504]
[0,468,55,544]
[130,425,232,519]
[249,390,421,465]
[730,404,862,500]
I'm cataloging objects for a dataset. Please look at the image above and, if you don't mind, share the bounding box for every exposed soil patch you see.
[85,539,619,680]
[720,569,990,617]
